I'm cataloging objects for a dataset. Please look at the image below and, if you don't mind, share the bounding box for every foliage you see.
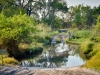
[3,6,25,17]
[52,18,63,29]
[68,5,94,29]
[3,57,19,65]
[91,44,100,56]
[0,13,36,41]
[80,41,100,60]
[92,15,100,42]
[92,5,100,24]
[84,51,100,71]
[42,0,68,25]
[71,29,92,39]
[80,41,94,59]
[0,0,25,17]
[33,24,51,43]
[0,55,19,65]
[0,0,68,26]
[0,13,36,58]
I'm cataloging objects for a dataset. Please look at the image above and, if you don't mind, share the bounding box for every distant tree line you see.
[66,4,100,29]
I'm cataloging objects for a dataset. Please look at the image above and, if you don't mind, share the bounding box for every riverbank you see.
[0,66,100,75]
[66,31,100,71]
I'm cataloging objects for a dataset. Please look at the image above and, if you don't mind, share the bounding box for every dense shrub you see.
[33,24,51,43]
[0,13,36,58]
[84,51,100,71]
[71,29,92,39]
[80,41,94,59]
[92,16,100,42]
[3,57,19,65]
[0,56,19,65]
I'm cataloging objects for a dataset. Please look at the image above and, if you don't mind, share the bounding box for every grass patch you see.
[3,57,19,65]
[66,38,88,44]
[0,55,19,65]
[71,29,92,38]
[67,29,92,45]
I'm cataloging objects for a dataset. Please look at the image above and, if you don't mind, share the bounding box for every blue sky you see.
[66,0,100,8]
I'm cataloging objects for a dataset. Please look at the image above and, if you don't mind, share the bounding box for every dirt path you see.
[0,66,100,75]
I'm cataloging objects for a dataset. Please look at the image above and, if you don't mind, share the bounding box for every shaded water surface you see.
[21,42,85,68]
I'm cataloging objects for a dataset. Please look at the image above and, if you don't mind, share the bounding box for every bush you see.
[0,56,19,65]
[0,13,36,58]
[89,44,100,56]
[92,15,100,42]
[84,51,100,71]
[91,37,100,42]
[72,30,92,39]
[80,41,94,59]
[4,57,19,65]
[33,24,51,43]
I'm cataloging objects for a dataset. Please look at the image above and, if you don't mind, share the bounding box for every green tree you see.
[46,0,68,25]
[52,18,62,29]
[68,4,94,29]
[0,13,36,58]
[0,0,68,27]
[92,5,100,25]
[93,15,100,40]
[0,0,25,17]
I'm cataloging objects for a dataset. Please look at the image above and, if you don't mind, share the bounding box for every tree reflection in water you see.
[21,43,85,68]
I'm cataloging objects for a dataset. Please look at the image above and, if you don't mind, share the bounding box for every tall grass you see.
[84,51,100,71]
[80,40,94,59]
[35,24,51,38]
[71,29,93,38]
[80,41,94,53]
[67,29,93,44]
[0,55,19,65]
[33,24,52,43]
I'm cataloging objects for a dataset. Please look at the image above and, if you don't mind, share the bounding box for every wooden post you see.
[68,31,71,40]
[1,55,3,66]
[0,49,7,66]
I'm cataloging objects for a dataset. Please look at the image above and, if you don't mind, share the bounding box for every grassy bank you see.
[66,29,92,44]
[0,55,19,65]
[66,29,100,71]
[83,43,100,71]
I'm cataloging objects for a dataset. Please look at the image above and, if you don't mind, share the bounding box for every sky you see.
[66,0,100,8]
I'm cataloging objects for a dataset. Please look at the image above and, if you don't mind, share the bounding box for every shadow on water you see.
[20,42,85,68]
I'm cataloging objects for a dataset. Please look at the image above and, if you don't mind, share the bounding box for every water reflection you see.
[21,43,85,68]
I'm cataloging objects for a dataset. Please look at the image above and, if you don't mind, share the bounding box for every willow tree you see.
[0,13,36,58]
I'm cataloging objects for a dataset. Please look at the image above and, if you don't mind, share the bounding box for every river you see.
[20,42,85,68]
